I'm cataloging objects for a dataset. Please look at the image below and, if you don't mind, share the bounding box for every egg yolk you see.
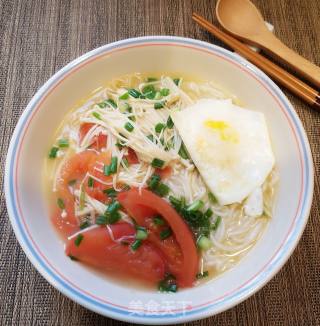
[204,120,238,143]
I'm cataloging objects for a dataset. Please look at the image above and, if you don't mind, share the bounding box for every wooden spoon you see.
[216,0,320,89]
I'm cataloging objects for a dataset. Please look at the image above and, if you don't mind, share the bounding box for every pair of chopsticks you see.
[192,13,320,111]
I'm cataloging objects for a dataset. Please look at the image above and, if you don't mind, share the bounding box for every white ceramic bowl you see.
[5,36,314,324]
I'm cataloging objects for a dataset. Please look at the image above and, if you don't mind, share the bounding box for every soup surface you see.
[44,73,277,292]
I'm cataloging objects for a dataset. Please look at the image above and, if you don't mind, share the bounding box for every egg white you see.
[171,99,275,205]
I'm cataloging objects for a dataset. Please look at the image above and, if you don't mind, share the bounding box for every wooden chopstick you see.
[192,13,320,111]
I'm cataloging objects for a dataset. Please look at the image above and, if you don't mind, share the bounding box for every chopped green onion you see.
[147,134,154,142]
[148,174,161,190]
[68,179,77,186]
[208,192,218,204]
[92,112,101,120]
[160,228,172,240]
[104,157,118,176]
[154,101,165,110]
[96,215,108,225]
[197,235,212,250]
[158,274,177,292]
[166,116,174,129]
[136,228,148,240]
[48,147,59,159]
[122,157,129,167]
[169,196,181,207]
[106,200,121,214]
[142,85,156,99]
[155,183,170,197]
[178,142,189,160]
[155,123,165,133]
[153,215,165,226]
[196,271,209,279]
[146,77,157,82]
[80,221,90,229]
[154,91,161,100]
[106,99,117,108]
[131,239,142,251]
[68,254,78,261]
[212,216,222,231]
[74,234,84,247]
[160,88,170,96]
[205,208,213,218]
[58,138,69,148]
[98,101,107,108]
[151,158,165,169]
[128,88,141,98]
[57,198,65,209]
[119,92,129,100]
[173,78,180,86]
[103,188,117,198]
[187,200,204,212]
[128,115,136,122]
[105,211,121,224]
[124,122,134,132]
[87,176,94,188]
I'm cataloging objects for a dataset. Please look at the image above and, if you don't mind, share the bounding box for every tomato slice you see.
[118,188,199,287]
[79,123,107,150]
[56,151,98,229]
[155,166,172,179]
[65,224,166,283]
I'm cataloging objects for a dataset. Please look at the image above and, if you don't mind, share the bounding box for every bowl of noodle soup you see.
[5,36,314,324]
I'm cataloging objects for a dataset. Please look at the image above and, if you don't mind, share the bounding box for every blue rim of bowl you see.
[4,36,314,324]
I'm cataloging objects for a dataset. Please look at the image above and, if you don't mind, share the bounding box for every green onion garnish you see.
[92,112,102,120]
[212,216,222,231]
[106,200,121,214]
[153,215,165,226]
[204,208,213,218]
[160,88,170,96]
[197,235,212,250]
[178,142,189,160]
[122,157,129,167]
[124,122,134,132]
[158,274,177,292]
[57,198,65,209]
[105,211,121,224]
[151,158,165,169]
[104,157,118,176]
[58,138,69,148]
[196,271,209,279]
[80,221,90,229]
[136,228,148,240]
[160,228,172,240]
[98,101,107,108]
[146,77,157,82]
[155,123,165,133]
[87,176,94,188]
[142,85,156,99]
[74,234,84,247]
[155,183,170,197]
[166,116,174,129]
[68,255,78,261]
[128,115,136,122]
[131,239,142,251]
[106,99,117,108]
[154,101,165,110]
[48,147,59,159]
[169,196,181,207]
[173,78,180,86]
[208,192,218,204]
[68,179,77,186]
[147,174,161,190]
[187,200,204,212]
[103,188,117,198]
[128,89,141,98]
[119,92,129,100]
[147,134,154,142]
[96,215,108,225]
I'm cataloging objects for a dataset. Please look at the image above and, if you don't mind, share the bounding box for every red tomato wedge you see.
[125,148,139,164]
[118,188,199,287]
[65,224,166,283]
[155,166,172,179]
[79,123,107,150]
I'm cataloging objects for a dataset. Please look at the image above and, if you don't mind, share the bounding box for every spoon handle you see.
[259,33,320,89]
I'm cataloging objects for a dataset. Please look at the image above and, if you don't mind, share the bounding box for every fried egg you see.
[171,99,275,205]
